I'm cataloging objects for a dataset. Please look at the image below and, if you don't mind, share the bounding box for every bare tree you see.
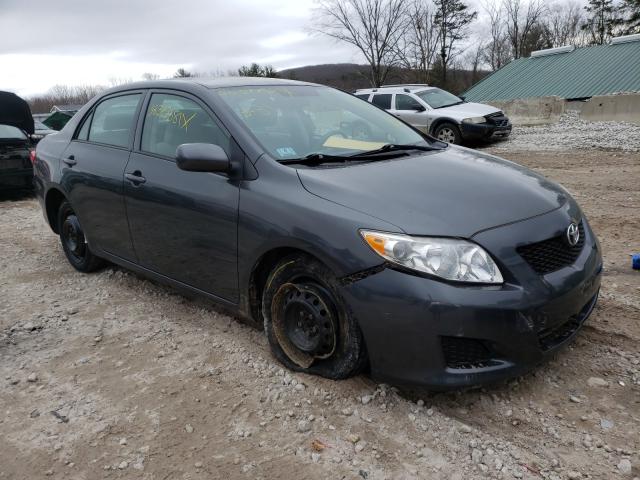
[28,85,105,113]
[622,0,640,33]
[482,0,512,70]
[395,0,441,84]
[543,1,584,47]
[141,72,160,81]
[433,0,478,87]
[174,68,194,78]
[504,0,547,58]
[313,0,408,87]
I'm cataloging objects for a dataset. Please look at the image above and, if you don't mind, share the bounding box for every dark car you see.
[0,124,34,191]
[34,78,602,389]
[0,91,35,191]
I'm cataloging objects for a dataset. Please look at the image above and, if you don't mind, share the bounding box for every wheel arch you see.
[44,187,68,234]
[429,117,461,135]
[247,246,329,324]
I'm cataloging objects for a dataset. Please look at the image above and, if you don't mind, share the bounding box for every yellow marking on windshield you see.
[322,135,386,151]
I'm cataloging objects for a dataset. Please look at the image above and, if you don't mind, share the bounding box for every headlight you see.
[360,230,503,284]
[462,116,486,124]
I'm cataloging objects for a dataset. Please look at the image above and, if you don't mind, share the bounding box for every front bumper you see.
[341,210,602,390]
[460,121,512,141]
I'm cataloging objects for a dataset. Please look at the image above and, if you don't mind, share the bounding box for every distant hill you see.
[278,63,489,94]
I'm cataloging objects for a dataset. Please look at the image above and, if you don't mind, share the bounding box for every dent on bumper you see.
[341,255,602,390]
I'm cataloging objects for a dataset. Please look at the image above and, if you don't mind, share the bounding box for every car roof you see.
[355,85,435,94]
[104,77,320,95]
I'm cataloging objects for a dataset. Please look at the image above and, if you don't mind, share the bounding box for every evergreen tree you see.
[581,0,622,44]
[622,0,640,33]
[433,0,477,88]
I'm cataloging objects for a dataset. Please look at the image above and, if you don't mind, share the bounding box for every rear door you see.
[124,90,240,302]
[390,94,430,133]
[61,92,144,261]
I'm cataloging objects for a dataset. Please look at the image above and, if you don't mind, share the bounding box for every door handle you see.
[125,171,146,185]
[63,155,77,166]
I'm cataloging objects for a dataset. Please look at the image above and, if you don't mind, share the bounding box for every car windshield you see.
[216,85,428,161]
[0,124,26,140]
[415,88,463,109]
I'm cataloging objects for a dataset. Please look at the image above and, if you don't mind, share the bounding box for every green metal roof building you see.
[463,34,640,102]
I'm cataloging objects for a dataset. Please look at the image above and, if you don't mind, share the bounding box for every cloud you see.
[0,0,360,96]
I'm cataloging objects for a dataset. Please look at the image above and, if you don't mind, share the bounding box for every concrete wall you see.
[570,94,640,125]
[487,93,640,126]
[488,96,566,126]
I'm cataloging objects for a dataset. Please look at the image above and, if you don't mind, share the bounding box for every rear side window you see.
[141,93,229,158]
[396,94,422,111]
[88,94,141,148]
[371,94,392,110]
[355,94,369,101]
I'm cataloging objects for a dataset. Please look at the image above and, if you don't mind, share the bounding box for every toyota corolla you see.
[33,78,602,389]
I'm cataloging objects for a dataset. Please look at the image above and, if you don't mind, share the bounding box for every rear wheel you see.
[434,122,462,145]
[262,254,367,379]
[57,201,105,273]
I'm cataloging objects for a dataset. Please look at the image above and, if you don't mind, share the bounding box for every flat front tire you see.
[262,254,367,379]
[57,201,105,273]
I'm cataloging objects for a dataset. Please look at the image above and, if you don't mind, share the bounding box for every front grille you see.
[538,293,597,351]
[517,222,585,275]
[486,112,510,127]
[441,336,497,369]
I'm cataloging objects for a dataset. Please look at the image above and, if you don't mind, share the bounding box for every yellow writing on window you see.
[149,104,197,131]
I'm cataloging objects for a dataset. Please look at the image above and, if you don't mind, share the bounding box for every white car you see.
[355,84,511,145]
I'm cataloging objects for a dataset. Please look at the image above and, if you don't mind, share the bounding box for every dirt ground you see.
[1,148,639,480]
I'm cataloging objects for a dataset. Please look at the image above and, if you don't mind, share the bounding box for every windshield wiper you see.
[350,143,439,157]
[279,152,351,166]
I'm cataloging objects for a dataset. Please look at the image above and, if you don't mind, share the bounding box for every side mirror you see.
[176,143,230,173]
[414,105,426,112]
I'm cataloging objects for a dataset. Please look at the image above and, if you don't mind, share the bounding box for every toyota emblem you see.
[566,222,580,246]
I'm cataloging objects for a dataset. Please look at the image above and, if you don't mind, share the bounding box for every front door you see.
[61,92,143,261]
[390,94,430,133]
[124,91,240,302]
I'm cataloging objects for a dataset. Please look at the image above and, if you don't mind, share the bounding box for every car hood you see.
[297,146,568,238]
[435,102,501,120]
[0,91,34,134]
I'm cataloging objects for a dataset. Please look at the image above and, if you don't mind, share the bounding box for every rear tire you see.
[262,254,368,379]
[434,122,462,145]
[57,201,105,273]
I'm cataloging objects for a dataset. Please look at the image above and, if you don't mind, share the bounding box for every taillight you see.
[29,149,36,165]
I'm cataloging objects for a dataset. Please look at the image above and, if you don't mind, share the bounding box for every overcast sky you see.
[0,0,365,97]
[1,0,584,98]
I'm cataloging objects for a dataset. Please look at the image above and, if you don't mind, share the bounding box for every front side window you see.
[371,94,392,110]
[355,94,370,101]
[414,88,463,109]
[216,85,427,160]
[88,94,141,147]
[141,93,229,158]
[395,94,423,111]
[76,111,93,141]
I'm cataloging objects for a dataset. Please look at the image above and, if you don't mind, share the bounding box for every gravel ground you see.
[490,111,640,153]
[1,147,639,480]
